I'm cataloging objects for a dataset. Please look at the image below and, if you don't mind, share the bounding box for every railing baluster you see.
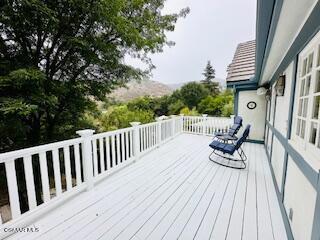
[130,130,134,157]
[23,155,37,210]
[121,133,125,162]
[74,144,82,186]
[143,127,146,151]
[63,146,72,190]
[152,125,156,146]
[92,140,98,176]
[147,126,150,149]
[111,135,116,167]
[106,136,111,170]
[125,131,129,160]
[99,138,105,172]
[39,152,50,202]
[116,133,120,164]
[52,149,62,196]
[5,161,21,219]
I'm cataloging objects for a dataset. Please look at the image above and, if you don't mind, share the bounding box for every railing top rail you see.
[184,115,231,120]
[91,126,134,139]
[138,121,158,128]
[0,137,82,163]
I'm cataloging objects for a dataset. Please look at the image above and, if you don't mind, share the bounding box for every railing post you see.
[202,114,208,135]
[76,129,95,191]
[156,118,162,147]
[229,115,235,132]
[130,122,141,161]
[170,115,176,138]
[180,114,184,133]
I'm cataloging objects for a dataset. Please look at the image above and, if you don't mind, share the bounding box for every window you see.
[293,38,320,156]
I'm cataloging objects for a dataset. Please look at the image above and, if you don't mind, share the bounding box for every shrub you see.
[180,107,199,116]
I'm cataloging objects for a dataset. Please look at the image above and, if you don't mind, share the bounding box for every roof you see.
[226,40,256,82]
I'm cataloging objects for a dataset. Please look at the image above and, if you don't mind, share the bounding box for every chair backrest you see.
[235,124,251,150]
[228,116,243,136]
[234,116,243,125]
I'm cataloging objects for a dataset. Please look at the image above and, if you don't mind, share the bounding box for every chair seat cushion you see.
[209,140,236,155]
[214,132,224,136]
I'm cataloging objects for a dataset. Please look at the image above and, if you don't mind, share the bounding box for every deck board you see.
[6,134,288,240]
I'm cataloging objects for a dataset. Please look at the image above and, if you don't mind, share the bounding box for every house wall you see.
[271,137,285,190]
[237,90,266,141]
[267,59,319,240]
[270,62,294,191]
[274,62,294,135]
[265,31,320,240]
[284,156,317,240]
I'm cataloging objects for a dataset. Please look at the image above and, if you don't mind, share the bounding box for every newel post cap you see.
[76,129,95,137]
[158,115,168,121]
[130,122,141,127]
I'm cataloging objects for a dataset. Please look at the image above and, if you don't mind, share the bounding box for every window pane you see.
[315,70,320,93]
[309,122,318,144]
[312,96,320,119]
[305,76,311,95]
[307,52,314,73]
[303,99,308,117]
[296,119,301,136]
[298,99,303,116]
[301,120,306,139]
[300,79,305,96]
[302,58,307,76]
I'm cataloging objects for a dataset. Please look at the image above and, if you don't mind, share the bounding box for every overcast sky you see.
[127,0,256,85]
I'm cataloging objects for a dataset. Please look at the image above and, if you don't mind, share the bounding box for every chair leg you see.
[209,150,246,169]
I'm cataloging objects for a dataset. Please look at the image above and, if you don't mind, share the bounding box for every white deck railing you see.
[0,115,232,231]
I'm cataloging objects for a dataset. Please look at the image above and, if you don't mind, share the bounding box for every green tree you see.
[197,90,234,116]
[168,100,185,115]
[179,82,209,109]
[201,61,220,95]
[127,96,156,112]
[0,0,189,151]
[100,105,154,131]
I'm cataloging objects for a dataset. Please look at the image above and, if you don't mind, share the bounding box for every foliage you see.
[0,0,188,151]
[197,90,234,117]
[180,107,199,116]
[127,96,157,112]
[179,82,209,109]
[222,101,234,117]
[168,100,185,115]
[201,61,220,96]
[100,105,154,131]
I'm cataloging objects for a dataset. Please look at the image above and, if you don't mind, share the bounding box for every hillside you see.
[167,78,226,90]
[108,80,173,102]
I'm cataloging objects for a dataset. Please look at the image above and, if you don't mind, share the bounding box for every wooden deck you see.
[7,134,287,240]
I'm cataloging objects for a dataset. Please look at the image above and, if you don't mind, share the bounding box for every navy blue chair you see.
[214,116,243,138]
[209,125,251,169]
